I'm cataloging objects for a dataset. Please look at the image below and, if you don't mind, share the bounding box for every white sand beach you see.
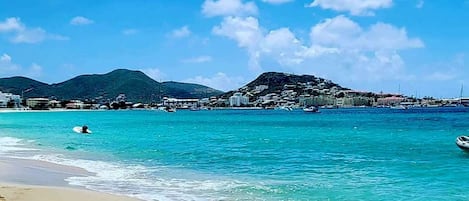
[0,157,140,201]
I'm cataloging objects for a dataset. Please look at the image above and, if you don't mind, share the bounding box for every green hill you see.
[220,72,349,98]
[0,76,49,98]
[0,69,223,103]
[162,81,222,99]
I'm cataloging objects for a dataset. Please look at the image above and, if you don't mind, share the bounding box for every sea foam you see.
[0,136,38,155]
[19,153,265,201]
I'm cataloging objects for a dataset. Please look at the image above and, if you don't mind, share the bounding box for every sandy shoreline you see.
[0,157,141,201]
[0,184,139,201]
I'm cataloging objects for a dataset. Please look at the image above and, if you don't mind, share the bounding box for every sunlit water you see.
[1,108,469,200]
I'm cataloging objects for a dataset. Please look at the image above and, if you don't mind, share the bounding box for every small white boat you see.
[303,106,319,113]
[275,106,293,111]
[456,136,469,151]
[390,105,407,110]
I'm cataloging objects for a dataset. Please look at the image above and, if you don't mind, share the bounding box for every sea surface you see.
[1,108,469,200]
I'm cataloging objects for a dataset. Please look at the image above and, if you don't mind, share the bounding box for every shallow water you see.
[1,108,469,200]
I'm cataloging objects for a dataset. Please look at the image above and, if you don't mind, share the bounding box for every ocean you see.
[1,108,469,200]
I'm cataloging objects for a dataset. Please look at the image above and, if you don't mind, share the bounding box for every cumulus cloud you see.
[212,16,263,71]
[141,68,166,81]
[0,17,68,43]
[170,26,191,38]
[0,17,24,32]
[310,15,424,50]
[0,53,42,78]
[202,0,258,17]
[213,16,262,49]
[0,53,20,73]
[307,0,393,16]
[183,72,245,91]
[70,16,94,25]
[1,54,12,62]
[212,16,338,71]
[261,0,293,5]
[212,15,423,83]
[182,56,213,63]
[11,27,46,43]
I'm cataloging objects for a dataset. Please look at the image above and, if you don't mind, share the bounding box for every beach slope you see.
[0,184,139,201]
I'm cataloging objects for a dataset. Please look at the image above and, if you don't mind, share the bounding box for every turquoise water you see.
[1,108,469,200]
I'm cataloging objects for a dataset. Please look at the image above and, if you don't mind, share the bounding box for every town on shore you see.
[1,81,467,111]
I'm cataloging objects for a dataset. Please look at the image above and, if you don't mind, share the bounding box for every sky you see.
[0,0,468,98]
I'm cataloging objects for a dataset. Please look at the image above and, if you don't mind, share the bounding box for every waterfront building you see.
[299,95,335,107]
[26,98,50,110]
[65,100,85,109]
[49,100,61,108]
[162,97,199,109]
[377,96,404,106]
[0,92,7,108]
[0,91,21,108]
[229,92,249,107]
[199,98,210,106]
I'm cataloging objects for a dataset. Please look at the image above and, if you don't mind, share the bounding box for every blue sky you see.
[0,0,468,98]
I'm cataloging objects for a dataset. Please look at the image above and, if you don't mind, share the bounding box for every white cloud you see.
[141,68,166,81]
[212,16,264,72]
[11,27,46,43]
[310,15,424,51]
[122,29,139,35]
[182,56,213,63]
[212,15,423,84]
[416,0,424,8]
[183,72,245,91]
[202,0,258,17]
[70,16,94,25]
[0,53,20,73]
[0,53,42,78]
[171,26,191,38]
[0,17,24,32]
[26,63,43,78]
[1,53,12,62]
[307,0,393,16]
[0,17,67,43]
[261,0,293,5]
[213,16,262,49]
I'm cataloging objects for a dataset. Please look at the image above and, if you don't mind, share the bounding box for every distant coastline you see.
[1,70,467,111]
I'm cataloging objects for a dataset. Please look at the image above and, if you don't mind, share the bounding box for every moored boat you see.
[390,105,407,110]
[456,136,469,151]
[303,106,319,113]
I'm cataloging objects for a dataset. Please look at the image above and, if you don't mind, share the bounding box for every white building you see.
[0,91,21,108]
[0,92,7,108]
[26,98,50,109]
[65,100,85,109]
[116,94,127,102]
[162,97,199,109]
[229,92,249,107]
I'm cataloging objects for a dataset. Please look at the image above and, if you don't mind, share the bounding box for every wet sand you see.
[0,157,140,201]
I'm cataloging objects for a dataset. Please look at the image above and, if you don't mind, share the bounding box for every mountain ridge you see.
[0,69,223,103]
[220,72,349,99]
